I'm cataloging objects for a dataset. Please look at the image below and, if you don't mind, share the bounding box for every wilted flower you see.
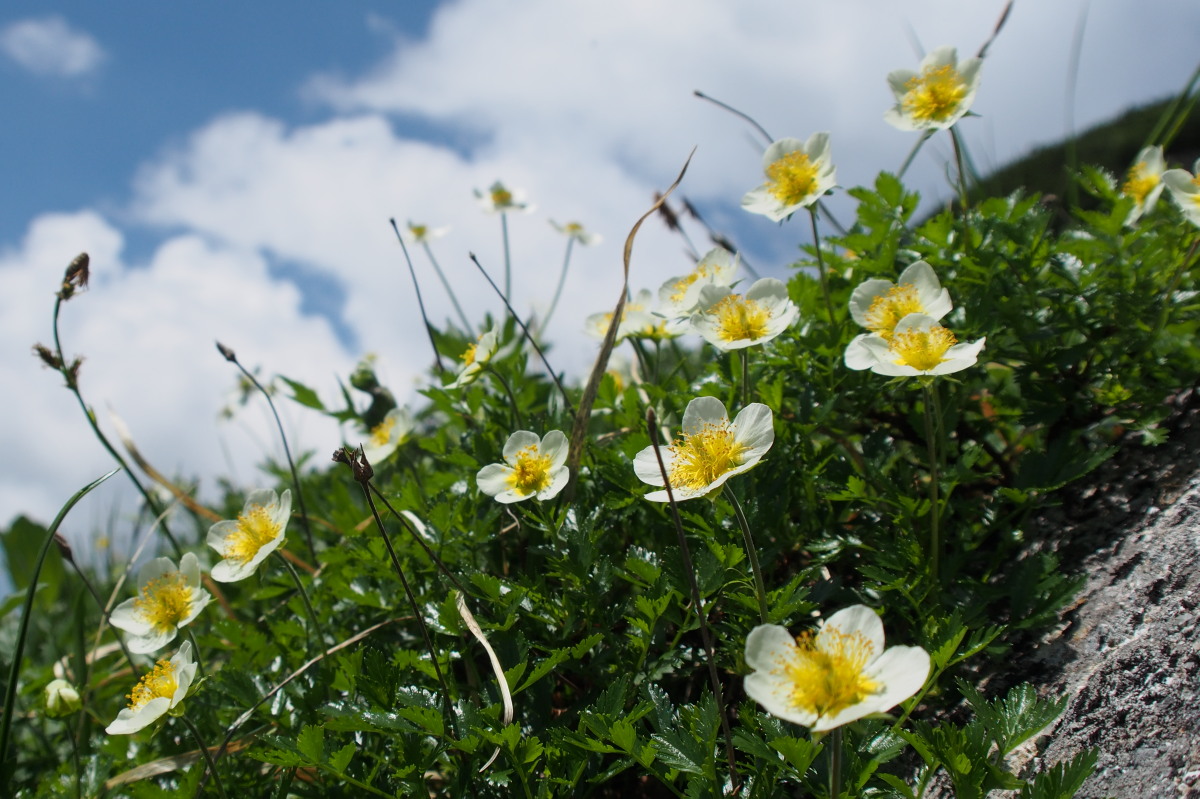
[44,679,82,718]
[690,278,799,351]
[475,181,533,214]
[885,46,982,132]
[742,134,837,221]
[477,430,569,504]
[845,313,985,377]
[359,407,413,464]
[849,261,952,340]
[449,326,499,388]
[109,553,212,653]
[1163,158,1200,227]
[657,247,740,319]
[106,641,197,735]
[1122,145,1166,224]
[207,489,291,582]
[744,605,930,732]
[403,222,450,244]
[550,220,602,246]
[633,396,773,501]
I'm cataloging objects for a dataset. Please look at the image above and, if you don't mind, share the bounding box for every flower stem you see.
[724,486,769,625]
[275,551,327,652]
[949,126,971,211]
[51,298,184,558]
[542,236,575,334]
[483,365,522,429]
[501,211,512,303]
[809,207,835,326]
[829,728,843,799]
[422,240,472,332]
[0,468,118,781]
[178,714,229,799]
[897,130,934,179]
[921,382,942,584]
[389,219,445,374]
[217,344,317,563]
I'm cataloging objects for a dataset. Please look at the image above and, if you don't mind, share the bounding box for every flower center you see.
[890,325,957,371]
[670,422,746,491]
[133,573,193,634]
[865,285,925,339]
[784,628,880,720]
[127,659,178,711]
[766,150,819,206]
[565,222,583,234]
[223,504,281,564]
[491,187,513,207]
[409,224,427,239]
[903,64,968,123]
[506,446,553,496]
[369,417,395,447]
[1122,162,1158,205]
[461,342,478,366]
[713,295,771,342]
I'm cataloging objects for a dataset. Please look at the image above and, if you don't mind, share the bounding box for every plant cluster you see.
[5,28,1200,799]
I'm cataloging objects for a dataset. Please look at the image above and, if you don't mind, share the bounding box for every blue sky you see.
[2,0,1198,560]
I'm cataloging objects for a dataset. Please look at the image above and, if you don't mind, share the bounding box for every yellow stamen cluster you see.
[903,64,968,124]
[713,295,770,342]
[222,504,281,564]
[506,446,553,496]
[766,150,819,207]
[783,628,880,719]
[1122,162,1158,205]
[669,422,746,491]
[409,224,428,239]
[133,573,193,634]
[865,285,925,339]
[369,417,396,447]
[461,342,478,366]
[127,659,178,711]
[891,325,957,371]
[491,187,513,207]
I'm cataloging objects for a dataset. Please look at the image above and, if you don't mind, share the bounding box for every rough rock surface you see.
[1004,388,1200,798]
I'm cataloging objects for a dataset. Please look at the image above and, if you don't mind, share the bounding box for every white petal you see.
[848,279,895,327]
[820,605,884,657]
[537,467,569,501]
[125,628,177,654]
[106,697,170,735]
[476,464,513,497]
[502,431,541,461]
[844,334,890,371]
[863,645,930,715]
[109,599,152,636]
[539,430,569,468]
[732,403,775,460]
[633,446,671,487]
[681,396,729,435]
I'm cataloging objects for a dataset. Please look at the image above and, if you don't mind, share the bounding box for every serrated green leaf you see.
[1018,749,1097,799]
[327,742,355,773]
[295,724,325,765]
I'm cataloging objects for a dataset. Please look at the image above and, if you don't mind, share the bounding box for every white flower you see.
[106,641,197,735]
[585,289,681,342]
[109,553,212,654]
[742,134,838,221]
[1122,145,1166,224]
[884,46,982,132]
[206,489,291,582]
[477,430,569,504]
[448,326,499,388]
[657,247,740,319]
[744,605,930,732]
[359,407,413,464]
[1163,159,1200,227]
[633,396,773,502]
[44,679,82,718]
[475,180,533,214]
[690,278,799,351]
[845,313,985,377]
[403,222,450,244]
[849,261,952,340]
[550,220,601,246]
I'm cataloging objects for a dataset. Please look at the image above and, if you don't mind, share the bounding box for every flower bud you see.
[44,679,82,718]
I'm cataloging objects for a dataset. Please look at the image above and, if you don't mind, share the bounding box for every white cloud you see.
[0,15,105,78]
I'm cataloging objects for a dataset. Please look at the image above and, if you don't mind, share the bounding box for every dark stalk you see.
[389,219,446,373]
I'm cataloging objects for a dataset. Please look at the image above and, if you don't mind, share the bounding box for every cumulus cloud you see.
[0,15,105,77]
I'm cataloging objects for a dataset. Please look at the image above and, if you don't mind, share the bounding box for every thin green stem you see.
[483,364,523,429]
[724,486,769,625]
[501,211,512,303]
[389,220,446,374]
[186,628,207,678]
[922,382,941,584]
[897,131,934,179]
[950,126,971,211]
[740,348,749,407]
[0,469,118,782]
[830,728,843,799]
[275,552,327,652]
[218,345,317,563]
[179,714,229,799]
[421,240,471,332]
[51,298,183,558]
[542,236,575,333]
[809,207,835,326]
[1154,236,1200,336]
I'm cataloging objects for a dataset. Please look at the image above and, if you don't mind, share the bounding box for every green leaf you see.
[1018,749,1098,799]
[328,742,355,773]
[295,724,325,765]
[279,376,327,411]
